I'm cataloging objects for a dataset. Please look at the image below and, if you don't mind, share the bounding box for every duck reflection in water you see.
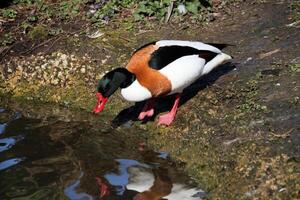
[127,167,205,200]
[99,158,206,200]
[129,167,172,200]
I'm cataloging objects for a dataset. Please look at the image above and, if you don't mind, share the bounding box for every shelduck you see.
[93,40,232,125]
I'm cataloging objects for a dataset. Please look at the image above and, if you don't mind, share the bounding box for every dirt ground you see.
[1,0,299,199]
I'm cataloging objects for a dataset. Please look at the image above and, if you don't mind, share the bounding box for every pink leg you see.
[138,99,155,120]
[158,94,181,126]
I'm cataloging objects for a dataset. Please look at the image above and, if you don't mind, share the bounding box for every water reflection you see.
[64,172,93,200]
[104,159,151,195]
[0,108,26,173]
[0,106,206,200]
[0,135,24,152]
[0,123,6,135]
[0,157,26,171]
[103,159,206,200]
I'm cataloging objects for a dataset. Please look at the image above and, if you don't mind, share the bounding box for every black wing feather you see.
[149,45,217,70]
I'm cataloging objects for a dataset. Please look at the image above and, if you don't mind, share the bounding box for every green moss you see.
[289,1,300,20]
[1,8,17,19]
[28,25,48,40]
[289,63,300,73]
[1,33,15,46]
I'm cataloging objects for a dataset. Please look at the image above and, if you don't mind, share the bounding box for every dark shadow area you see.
[198,0,212,8]
[112,62,236,127]
[0,0,14,8]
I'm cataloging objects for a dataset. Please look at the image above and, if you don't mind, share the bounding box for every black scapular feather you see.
[148,46,218,70]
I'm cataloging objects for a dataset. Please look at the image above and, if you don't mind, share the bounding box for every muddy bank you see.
[1,0,300,199]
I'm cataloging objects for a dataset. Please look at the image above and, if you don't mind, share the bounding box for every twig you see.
[165,0,175,23]
[20,37,56,55]
[0,42,19,63]
[118,36,131,42]
[135,30,153,35]
[286,20,300,28]
[271,128,294,139]
[259,48,280,59]
[45,36,62,53]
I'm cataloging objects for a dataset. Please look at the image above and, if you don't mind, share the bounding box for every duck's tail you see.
[202,53,233,75]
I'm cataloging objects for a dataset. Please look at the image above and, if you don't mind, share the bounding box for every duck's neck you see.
[114,68,136,89]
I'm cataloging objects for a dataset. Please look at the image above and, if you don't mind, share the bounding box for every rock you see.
[51,79,59,85]
[54,59,60,67]
[178,4,187,15]
[41,63,47,70]
[7,67,12,73]
[101,59,107,64]
[61,54,68,68]
[212,12,222,18]
[57,71,63,79]
[80,67,86,74]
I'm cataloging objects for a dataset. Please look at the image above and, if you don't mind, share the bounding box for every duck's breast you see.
[159,55,206,94]
[121,80,152,102]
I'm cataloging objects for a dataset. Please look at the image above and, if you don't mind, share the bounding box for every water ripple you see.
[0,135,25,152]
[0,157,26,171]
[0,123,6,135]
[64,172,94,200]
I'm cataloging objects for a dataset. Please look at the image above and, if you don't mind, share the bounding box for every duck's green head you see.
[93,68,135,113]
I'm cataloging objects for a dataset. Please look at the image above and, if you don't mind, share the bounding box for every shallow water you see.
[0,106,206,200]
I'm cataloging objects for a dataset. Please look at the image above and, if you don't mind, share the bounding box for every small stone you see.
[70,55,76,61]
[41,63,47,70]
[57,71,63,78]
[17,65,23,71]
[80,67,86,74]
[101,59,107,64]
[178,4,187,15]
[54,59,60,66]
[61,57,68,68]
[244,57,253,64]
[51,79,59,85]
[212,12,221,18]
[43,73,48,80]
